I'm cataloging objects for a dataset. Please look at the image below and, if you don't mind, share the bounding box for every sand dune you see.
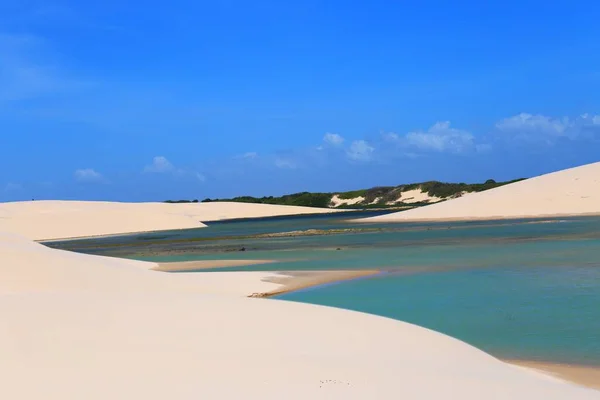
[2,292,598,400]
[0,200,337,241]
[1,194,599,398]
[359,161,600,222]
[0,231,283,296]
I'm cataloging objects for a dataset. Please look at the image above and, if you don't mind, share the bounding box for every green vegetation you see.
[164,199,199,204]
[165,178,525,209]
[336,189,367,200]
[202,192,332,208]
[413,179,525,198]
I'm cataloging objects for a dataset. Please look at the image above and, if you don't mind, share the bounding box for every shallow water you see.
[279,266,600,365]
[49,212,600,365]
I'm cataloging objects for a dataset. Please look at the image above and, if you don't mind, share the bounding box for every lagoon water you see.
[48,211,600,365]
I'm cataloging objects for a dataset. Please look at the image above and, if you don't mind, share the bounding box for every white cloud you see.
[495,113,568,136]
[144,156,175,173]
[495,113,600,143]
[382,132,399,142]
[74,168,104,183]
[578,113,600,127]
[144,156,206,183]
[323,132,344,146]
[274,157,297,169]
[235,152,258,160]
[347,140,374,161]
[195,172,206,182]
[405,121,475,153]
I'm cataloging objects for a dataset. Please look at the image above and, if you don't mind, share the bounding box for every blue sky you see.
[1,0,600,202]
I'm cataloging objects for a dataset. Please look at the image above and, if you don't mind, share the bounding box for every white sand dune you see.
[0,200,337,241]
[0,231,282,296]
[330,194,365,207]
[2,292,597,400]
[1,198,598,398]
[361,161,600,222]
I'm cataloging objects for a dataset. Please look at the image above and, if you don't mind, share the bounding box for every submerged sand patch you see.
[508,360,600,390]
[155,259,277,272]
[249,270,382,297]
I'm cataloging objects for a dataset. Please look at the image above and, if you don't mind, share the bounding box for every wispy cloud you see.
[274,157,297,169]
[195,172,207,182]
[74,168,106,183]
[235,152,258,160]
[495,113,600,143]
[144,156,206,182]
[144,156,175,173]
[404,121,475,153]
[0,33,91,103]
[3,182,23,192]
[261,112,600,171]
[347,140,375,161]
[323,132,345,146]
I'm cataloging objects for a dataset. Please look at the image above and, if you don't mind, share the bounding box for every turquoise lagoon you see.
[48,212,600,365]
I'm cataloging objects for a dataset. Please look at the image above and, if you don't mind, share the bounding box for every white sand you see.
[363,161,600,222]
[398,188,442,204]
[0,231,282,296]
[0,200,338,241]
[385,188,444,205]
[1,199,598,398]
[330,194,365,207]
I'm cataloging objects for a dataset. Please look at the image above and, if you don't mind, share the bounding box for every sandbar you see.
[251,270,382,297]
[508,360,600,390]
[155,259,277,272]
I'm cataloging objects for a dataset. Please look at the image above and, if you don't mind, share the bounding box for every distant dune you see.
[199,178,521,209]
[0,200,337,241]
[359,162,600,223]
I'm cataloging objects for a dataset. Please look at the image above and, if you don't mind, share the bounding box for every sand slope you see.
[1,197,599,398]
[2,292,598,400]
[359,161,600,222]
[0,231,283,296]
[0,200,337,241]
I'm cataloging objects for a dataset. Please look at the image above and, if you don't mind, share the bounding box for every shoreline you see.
[507,360,600,390]
[154,259,279,272]
[249,269,381,297]
[199,209,350,223]
[355,211,600,224]
[37,227,202,243]
[241,270,600,391]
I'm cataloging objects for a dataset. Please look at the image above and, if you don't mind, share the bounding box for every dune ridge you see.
[0,200,338,241]
[359,161,600,222]
[1,194,599,398]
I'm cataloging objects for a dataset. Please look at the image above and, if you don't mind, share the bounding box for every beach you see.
[1,195,600,398]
